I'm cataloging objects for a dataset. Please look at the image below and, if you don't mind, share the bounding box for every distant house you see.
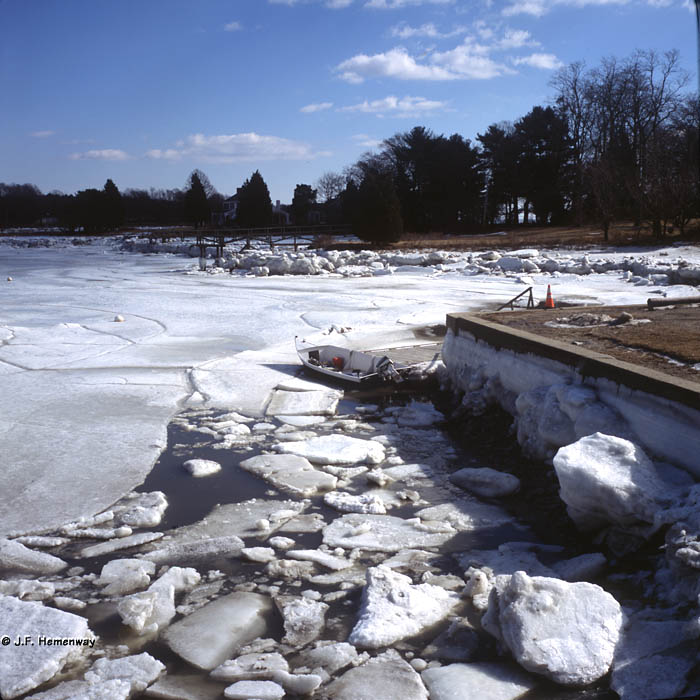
[272,200,291,226]
[222,194,239,223]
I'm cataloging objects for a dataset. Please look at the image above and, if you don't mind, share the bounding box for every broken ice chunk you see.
[323,514,454,552]
[162,592,272,670]
[239,453,337,497]
[266,388,341,417]
[79,532,164,559]
[422,661,537,700]
[183,459,221,477]
[275,595,329,647]
[223,680,284,699]
[0,597,94,699]
[98,558,156,596]
[113,491,169,528]
[211,652,289,682]
[349,565,460,648]
[325,650,428,700]
[449,468,520,498]
[482,571,623,686]
[0,538,67,575]
[323,492,387,515]
[275,434,385,466]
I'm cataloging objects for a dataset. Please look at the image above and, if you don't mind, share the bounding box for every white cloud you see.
[336,47,460,82]
[300,101,334,113]
[69,149,130,161]
[431,39,512,79]
[353,133,383,148]
[513,52,564,69]
[502,0,680,16]
[366,0,454,7]
[326,0,354,6]
[339,95,449,116]
[144,149,182,160]
[145,133,328,163]
[31,130,55,138]
[389,22,466,38]
[502,0,548,16]
[224,21,242,31]
[495,28,539,50]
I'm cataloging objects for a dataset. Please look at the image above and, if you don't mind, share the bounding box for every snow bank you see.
[442,326,700,474]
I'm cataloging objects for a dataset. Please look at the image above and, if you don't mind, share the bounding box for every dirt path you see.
[481,304,700,384]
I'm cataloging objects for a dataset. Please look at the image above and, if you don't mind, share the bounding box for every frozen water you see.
[223,680,285,699]
[421,662,537,700]
[0,538,67,575]
[295,642,362,676]
[144,673,224,699]
[286,548,352,570]
[482,571,623,685]
[349,565,461,648]
[183,459,221,477]
[79,531,163,559]
[0,596,94,699]
[265,388,341,416]
[324,650,428,700]
[142,499,305,565]
[275,594,329,646]
[553,433,679,532]
[275,434,386,466]
[239,453,337,497]
[324,491,387,514]
[211,652,289,682]
[611,614,694,700]
[323,514,455,552]
[162,592,272,670]
[83,653,165,692]
[97,558,155,596]
[449,468,520,498]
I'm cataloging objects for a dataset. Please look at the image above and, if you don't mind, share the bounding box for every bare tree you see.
[316,172,345,203]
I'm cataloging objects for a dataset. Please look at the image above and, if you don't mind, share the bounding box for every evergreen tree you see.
[236,170,273,228]
[103,179,124,230]
[353,169,403,243]
[290,184,317,225]
[183,171,210,228]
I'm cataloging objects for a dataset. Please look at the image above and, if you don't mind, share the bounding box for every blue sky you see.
[1,0,696,202]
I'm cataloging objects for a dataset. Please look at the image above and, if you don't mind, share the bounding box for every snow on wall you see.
[442,326,700,476]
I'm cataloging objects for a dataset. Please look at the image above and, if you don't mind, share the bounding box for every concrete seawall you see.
[443,313,700,475]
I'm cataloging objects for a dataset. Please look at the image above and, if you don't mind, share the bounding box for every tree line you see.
[336,49,698,242]
[1,49,697,242]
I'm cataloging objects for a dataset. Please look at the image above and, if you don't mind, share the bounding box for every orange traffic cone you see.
[545,285,555,309]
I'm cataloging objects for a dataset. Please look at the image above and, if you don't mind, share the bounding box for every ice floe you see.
[0,596,94,699]
[162,592,272,670]
[349,565,460,648]
[482,571,623,685]
[421,661,537,700]
[553,433,681,533]
[275,434,386,466]
[183,459,221,477]
[239,454,337,497]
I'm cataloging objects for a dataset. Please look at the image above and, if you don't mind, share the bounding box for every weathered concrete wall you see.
[443,313,700,475]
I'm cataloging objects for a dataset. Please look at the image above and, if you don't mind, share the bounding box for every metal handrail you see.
[497,287,535,311]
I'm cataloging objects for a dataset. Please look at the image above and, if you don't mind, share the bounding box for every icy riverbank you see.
[1,236,700,698]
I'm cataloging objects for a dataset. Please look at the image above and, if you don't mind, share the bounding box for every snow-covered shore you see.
[1,235,699,699]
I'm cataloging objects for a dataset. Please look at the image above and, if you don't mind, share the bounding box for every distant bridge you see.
[0,224,353,256]
[137,224,353,256]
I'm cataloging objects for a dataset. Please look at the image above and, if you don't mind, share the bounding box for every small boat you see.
[295,336,408,386]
